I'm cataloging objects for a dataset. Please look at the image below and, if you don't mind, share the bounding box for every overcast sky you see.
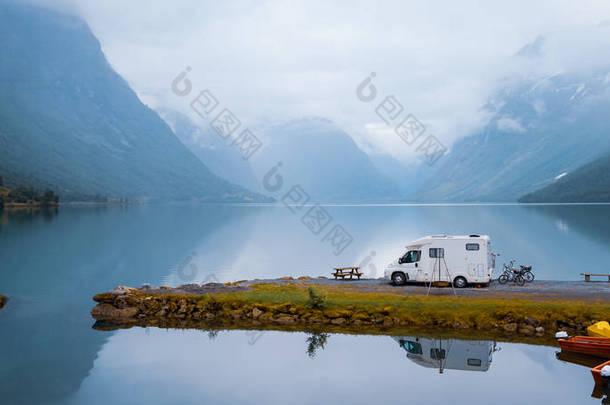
[35,0,610,162]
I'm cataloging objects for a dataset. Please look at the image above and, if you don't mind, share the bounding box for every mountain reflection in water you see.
[2,204,610,404]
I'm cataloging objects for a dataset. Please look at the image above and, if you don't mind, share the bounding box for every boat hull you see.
[591,359,610,386]
[558,336,610,359]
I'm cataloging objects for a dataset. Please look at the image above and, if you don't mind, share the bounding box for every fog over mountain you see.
[159,109,260,192]
[25,0,610,158]
[411,69,610,201]
[249,118,402,202]
[8,0,610,202]
[0,1,266,202]
[520,151,610,203]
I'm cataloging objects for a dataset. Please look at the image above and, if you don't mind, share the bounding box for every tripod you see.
[426,254,456,296]
[432,338,454,374]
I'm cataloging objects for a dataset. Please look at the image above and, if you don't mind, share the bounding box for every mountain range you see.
[519,150,610,202]
[0,2,266,202]
[1,1,608,204]
[161,112,403,202]
[411,71,610,202]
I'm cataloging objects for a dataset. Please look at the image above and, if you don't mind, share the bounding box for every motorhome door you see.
[398,250,421,278]
[465,242,485,279]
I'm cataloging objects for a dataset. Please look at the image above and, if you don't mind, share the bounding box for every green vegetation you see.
[306,287,326,310]
[92,282,610,340]
[520,151,610,202]
[0,3,268,203]
[0,177,59,208]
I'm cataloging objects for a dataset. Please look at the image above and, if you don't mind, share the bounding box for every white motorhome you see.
[383,234,494,288]
[392,336,494,372]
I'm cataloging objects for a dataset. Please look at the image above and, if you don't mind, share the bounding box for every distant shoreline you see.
[4,201,610,210]
[1,202,59,209]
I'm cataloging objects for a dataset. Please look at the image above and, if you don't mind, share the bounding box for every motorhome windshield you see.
[400,250,420,263]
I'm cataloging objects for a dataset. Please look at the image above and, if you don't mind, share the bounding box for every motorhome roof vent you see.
[431,234,447,238]
[469,234,480,237]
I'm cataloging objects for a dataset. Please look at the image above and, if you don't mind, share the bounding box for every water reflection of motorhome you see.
[393,337,496,373]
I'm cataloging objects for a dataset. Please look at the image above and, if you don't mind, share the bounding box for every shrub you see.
[306,287,326,310]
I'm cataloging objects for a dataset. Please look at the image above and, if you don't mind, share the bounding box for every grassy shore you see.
[1,202,59,208]
[0,185,59,208]
[92,281,610,341]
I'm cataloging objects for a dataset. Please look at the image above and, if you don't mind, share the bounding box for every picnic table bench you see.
[581,273,610,282]
[332,267,363,280]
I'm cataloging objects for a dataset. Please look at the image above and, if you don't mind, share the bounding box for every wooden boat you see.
[558,336,610,359]
[588,321,610,338]
[591,359,610,385]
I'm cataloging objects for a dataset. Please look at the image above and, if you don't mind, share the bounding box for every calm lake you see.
[1,204,609,404]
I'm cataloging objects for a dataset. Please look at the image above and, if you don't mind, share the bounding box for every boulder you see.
[252,308,263,319]
[177,300,188,314]
[452,321,469,329]
[525,317,540,327]
[518,324,536,336]
[503,323,518,332]
[113,285,137,294]
[331,317,347,325]
[91,304,138,320]
[115,295,139,309]
[258,312,273,322]
[274,315,296,324]
[308,315,323,323]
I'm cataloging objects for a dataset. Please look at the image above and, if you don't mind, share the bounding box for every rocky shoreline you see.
[91,280,610,340]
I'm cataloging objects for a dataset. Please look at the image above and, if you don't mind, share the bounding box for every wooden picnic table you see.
[332,267,363,280]
[581,273,610,282]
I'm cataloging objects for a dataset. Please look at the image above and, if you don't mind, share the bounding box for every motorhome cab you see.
[384,234,494,288]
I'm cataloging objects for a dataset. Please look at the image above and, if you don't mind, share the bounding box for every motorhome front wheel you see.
[453,276,467,288]
[391,272,407,286]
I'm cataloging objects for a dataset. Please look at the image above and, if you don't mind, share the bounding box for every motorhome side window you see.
[466,243,480,251]
[400,250,420,263]
[467,358,482,367]
[429,248,444,258]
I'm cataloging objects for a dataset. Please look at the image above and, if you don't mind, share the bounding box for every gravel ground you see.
[240,277,610,301]
[133,278,610,302]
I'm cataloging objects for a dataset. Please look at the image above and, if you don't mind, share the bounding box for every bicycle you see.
[498,260,526,286]
[519,265,535,282]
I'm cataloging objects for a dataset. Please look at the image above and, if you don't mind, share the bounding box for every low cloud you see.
[31,0,610,163]
[497,117,527,134]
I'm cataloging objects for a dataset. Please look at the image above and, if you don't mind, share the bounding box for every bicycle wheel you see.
[498,274,509,284]
[524,271,534,282]
[515,275,525,286]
